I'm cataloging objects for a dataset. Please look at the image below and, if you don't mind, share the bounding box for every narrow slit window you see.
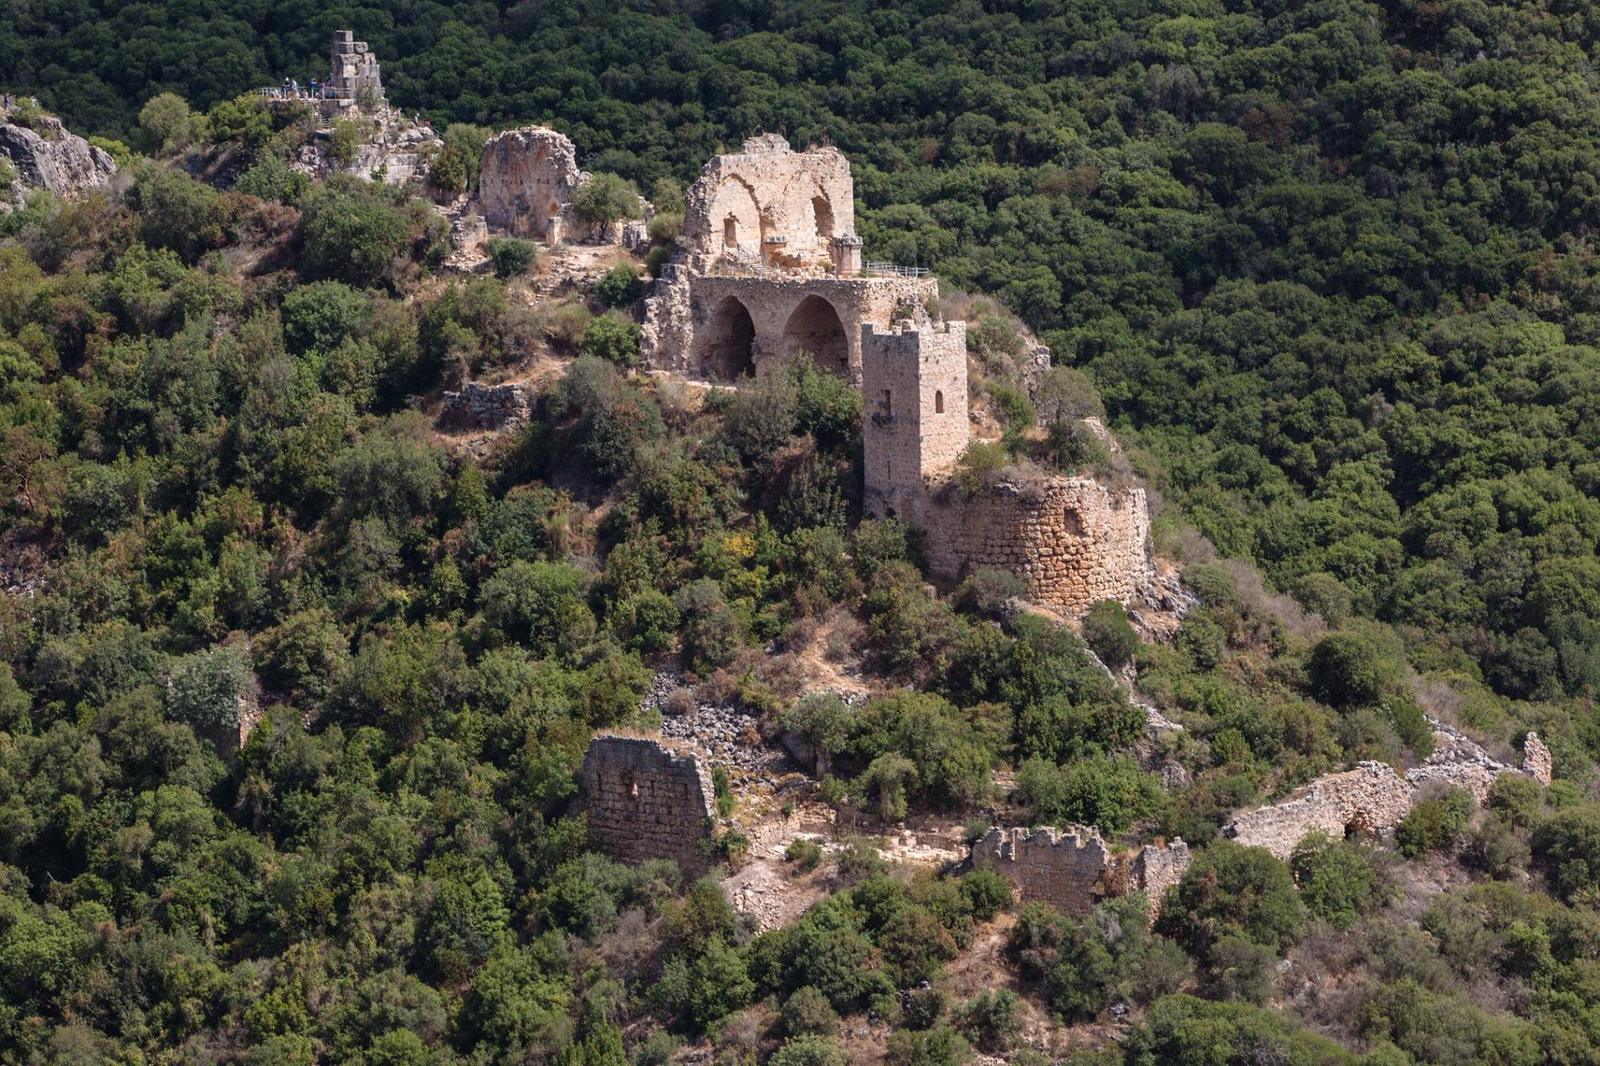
[882,389,892,416]
[935,389,945,414]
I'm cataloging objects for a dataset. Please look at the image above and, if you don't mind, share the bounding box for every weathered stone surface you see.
[440,381,531,430]
[581,736,718,877]
[972,826,1190,917]
[862,320,969,499]
[1224,726,1554,859]
[0,103,116,208]
[478,126,588,242]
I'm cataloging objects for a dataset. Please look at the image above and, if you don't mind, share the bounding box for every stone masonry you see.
[641,135,938,384]
[1224,728,1553,859]
[478,126,589,244]
[440,382,532,430]
[581,735,718,877]
[862,320,970,509]
[972,826,1191,917]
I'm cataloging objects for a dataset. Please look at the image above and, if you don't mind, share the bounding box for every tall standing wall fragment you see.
[971,826,1190,917]
[580,736,718,877]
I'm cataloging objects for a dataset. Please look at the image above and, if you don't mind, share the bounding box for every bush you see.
[784,838,824,872]
[235,153,308,204]
[953,440,1008,496]
[770,1037,846,1066]
[1017,755,1162,836]
[1307,631,1393,709]
[1532,805,1600,900]
[673,579,742,673]
[781,986,839,1038]
[579,311,642,367]
[572,173,641,227]
[596,264,643,307]
[1290,832,1385,929]
[138,92,199,154]
[484,236,538,278]
[952,567,1026,618]
[1081,599,1138,668]
[166,645,253,728]
[299,178,408,287]
[954,989,1021,1051]
[1396,788,1473,859]
[886,1025,971,1066]
[1161,841,1305,955]
[1042,418,1111,471]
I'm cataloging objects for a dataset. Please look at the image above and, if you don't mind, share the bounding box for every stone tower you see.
[861,319,968,517]
[329,30,384,106]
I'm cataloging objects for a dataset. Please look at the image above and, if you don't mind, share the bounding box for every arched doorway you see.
[701,297,756,380]
[781,295,849,376]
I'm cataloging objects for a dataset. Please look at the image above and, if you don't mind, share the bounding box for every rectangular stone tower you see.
[861,319,968,518]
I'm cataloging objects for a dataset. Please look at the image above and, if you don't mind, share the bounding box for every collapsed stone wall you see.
[440,382,532,430]
[905,476,1154,619]
[1225,728,1552,859]
[478,126,589,242]
[581,735,718,877]
[972,826,1190,917]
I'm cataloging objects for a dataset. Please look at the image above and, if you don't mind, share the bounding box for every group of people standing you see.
[277,77,329,100]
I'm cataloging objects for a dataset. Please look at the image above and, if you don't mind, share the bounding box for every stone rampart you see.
[581,736,718,877]
[972,826,1190,917]
[1224,729,1553,859]
[906,476,1153,618]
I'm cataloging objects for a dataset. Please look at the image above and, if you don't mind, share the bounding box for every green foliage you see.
[1017,755,1161,836]
[571,173,640,227]
[235,153,308,204]
[595,264,643,308]
[137,92,199,154]
[1396,789,1474,860]
[165,645,252,728]
[1081,600,1138,669]
[1162,842,1306,957]
[298,178,409,287]
[580,311,642,367]
[781,986,839,1038]
[484,236,538,279]
[1290,833,1386,930]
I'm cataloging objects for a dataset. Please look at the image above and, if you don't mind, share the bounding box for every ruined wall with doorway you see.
[581,735,719,876]
[680,134,856,268]
[479,127,589,242]
[972,826,1190,917]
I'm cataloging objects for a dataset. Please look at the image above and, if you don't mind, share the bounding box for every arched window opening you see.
[723,216,738,249]
[935,390,945,414]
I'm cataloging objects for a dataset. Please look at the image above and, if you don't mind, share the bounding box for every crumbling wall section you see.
[1225,729,1553,859]
[440,382,532,430]
[681,134,856,266]
[479,127,589,241]
[907,476,1154,618]
[581,736,718,876]
[971,826,1190,917]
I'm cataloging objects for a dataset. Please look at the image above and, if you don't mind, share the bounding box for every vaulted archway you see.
[701,296,756,380]
[781,295,849,376]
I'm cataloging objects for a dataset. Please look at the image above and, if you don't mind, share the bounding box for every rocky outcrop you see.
[971,825,1190,917]
[0,103,116,208]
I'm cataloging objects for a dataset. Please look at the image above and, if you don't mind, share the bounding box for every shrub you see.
[952,567,1026,618]
[1290,832,1385,930]
[1017,755,1162,836]
[299,179,408,287]
[769,1037,847,1066]
[572,173,641,227]
[1307,631,1393,709]
[1043,418,1110,471]
[1161,841,1305,954]
[886,1025,971,1066]
[1488,773,1543,829]
[1081,599,1139,668]
[781,986,839,1038]
[1177,612,1227,670]
[1396,788,1473,859]
[235,153,308,204]
[138,92,200,154]
[1532,805,1600,900]
[986,380,1036,429]
[953,440,1008,496]
[579,311,642,367]
[954,989,1021,1051]
[673,579,742,673]
[596,264,643,307]
[485,236,539,278]
[166,645,253,728]
[784,839,824,872]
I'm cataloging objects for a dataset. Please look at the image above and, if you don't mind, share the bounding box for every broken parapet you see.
[971,825,1190,917]
[580,735,718,877]
[440,381,531,430]
[1224,728,1553,859]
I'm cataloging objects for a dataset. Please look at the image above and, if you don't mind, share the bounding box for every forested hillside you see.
[9,0,1600,699]
[5,1,1600,1064]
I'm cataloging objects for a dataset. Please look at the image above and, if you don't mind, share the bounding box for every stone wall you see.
[581,736,718,877]
[680,134,856,268]
[479,126,589,242]
[1224,728,1552,859]
[642,269,938,383]
[904,475,1154,618]
[440,382,532,430]
[972,826,1190,917]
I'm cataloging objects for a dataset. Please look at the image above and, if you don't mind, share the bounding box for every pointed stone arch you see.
[781,294,849,376]
[700,296,757,380]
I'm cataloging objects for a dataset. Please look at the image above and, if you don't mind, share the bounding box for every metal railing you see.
[863,260,931,278]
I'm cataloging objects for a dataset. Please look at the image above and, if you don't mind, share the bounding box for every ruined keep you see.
[580,736,718,876]
[1224,728,1554,859]
[972,826,1190,917]
[641,135,938,383]
[328,31,384,108]
[478,127,589,245]
[858,318,1154,617]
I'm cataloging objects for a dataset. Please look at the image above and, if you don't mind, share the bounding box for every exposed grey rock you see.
[0,103,116,208]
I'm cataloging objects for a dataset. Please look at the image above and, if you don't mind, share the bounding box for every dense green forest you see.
[5,0,1600,1063]
[9,0,1600,700]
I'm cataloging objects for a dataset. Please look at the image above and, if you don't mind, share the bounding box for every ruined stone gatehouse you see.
[580,735,719,877]
[971,826,1191,917]
[641,135,938,383]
